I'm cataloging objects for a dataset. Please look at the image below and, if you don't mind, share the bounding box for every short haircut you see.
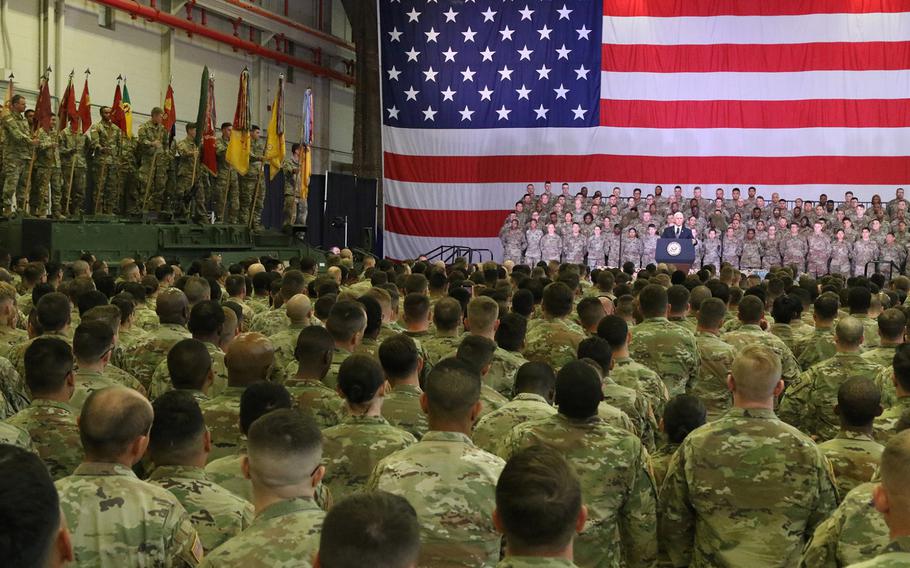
[167,339,213,391]
[731,345,782,401]
[72,321,114,362]
[183,276,211,306]
[577,336,612,376]
[495,445,582,551]
[378,334,419,381]
[596,315,628,348]
[24,337,73,396]
[338,354,386,404]
[688,285,712,311]
[848,286,872,313]
[667,285,690,314]
[424,358,481,420]
[36,292,71,331]
[239,382,292,434]
[554,360,604,419]
[318,491,420,568]
[495,313,528,352]
[326,301,367,343]
[514,361,556,397]
[878,308,907,341]
[511,288,535,317]
[356,295,382,336]
[542,282,574,317]
[0,444,61,567]
[835,315,865,347]
[403,293,430,323]
[880,430,910,508]
[225,274,246,297]
[77,290,109,317]
[639,284,669,318]
[663,394,707,444]
[697,298,726,329]
[467,296,499,332]
[247,408,322,487]
[837,377,882,428]
[737,295,765,324]
[432,297,462,332]
[814,292,840,321]
[576,297,606,330]
[294,325,335,365]
[892,343,910,392]
[149,390,206,463]
[188,300,225,336]
[80,387,153,460]
[456,334,497,375]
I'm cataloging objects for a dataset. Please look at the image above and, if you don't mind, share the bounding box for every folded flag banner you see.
[226,67,252,175]
[194,67,218,175]
[32,73,53,133]
[264,74,286,180]
[77,74,92,134]
[163,82,176,142]
[57,73,79,133]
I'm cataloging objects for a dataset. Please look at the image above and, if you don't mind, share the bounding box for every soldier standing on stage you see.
[500,219,526,265]
[540,223,562,263]
[587,225,606,269]
[88,106,121,215]
[214,123,239,223]
[120,134,139,215]
[0,95,37,217]
[175,124,206,222]
[136,107,169,213]
[59,122,88,216]
[524,219,543,267]
[807,220,833,277]
[34,116,62,218]
[239,125,264,228]
[280,143,301,227]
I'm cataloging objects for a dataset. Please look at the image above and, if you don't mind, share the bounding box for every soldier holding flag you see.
[88,105,121,216]
[0,93,36,217]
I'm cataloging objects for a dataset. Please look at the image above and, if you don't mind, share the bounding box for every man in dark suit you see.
[662,212,695,240]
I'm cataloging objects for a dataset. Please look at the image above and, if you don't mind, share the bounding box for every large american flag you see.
[378,0,910,260]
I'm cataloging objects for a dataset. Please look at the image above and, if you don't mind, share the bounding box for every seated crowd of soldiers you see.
[3,245,910,567]
[501,183,910,277]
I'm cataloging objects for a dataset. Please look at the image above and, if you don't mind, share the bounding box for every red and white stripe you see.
[382,1,910,260]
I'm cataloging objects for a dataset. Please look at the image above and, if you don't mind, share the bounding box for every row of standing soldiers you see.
[0,99,267,225]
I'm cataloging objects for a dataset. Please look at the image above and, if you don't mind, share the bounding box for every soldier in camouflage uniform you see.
[586,224,606,268]
[419,298,463,367]
[200,332,275,462]
[690,298,736,420]
[862,308,905,369]
[779,316,894,441]
[641,224,659,267]
[265,294,310,373]
[379,334,429,439]
[599,314,671,419]
[795,293,839,371]
[321,355,416,501]
[524,218,543,266]
[762,225,782,268]
[1,95,36,216]
[738,228,762,269]
[88,107,122,215]
[201,410,326,567]
[147,391,254,553]
[723,295,801,386]
[119,133,139,215]
[628,284,699,397]
[366,358,505,568]
[214,123,240,223]
[621,227,643,268]
[722,226,743,268]
[136,107,170,214]
[880,232,906,272]
[238,126,265,229]
[807,220,833,277]
[540,223,562,262]
[6,337,83,479]
[873,344,910,444]
[503,360,658,568]
[700,228,722,271]
[800,481,890,568]
[122,288,191,390]
[781,222,809,274]
[500,218,527,264]
[34,116,62,218]
[523,282,586,371]
[56,387,203,567]
[853,227,880,276]
[660,345,838,567]
[175,124,208,220]
[830,228,853,276]
[283,326,345,428]
[59,121,88,215]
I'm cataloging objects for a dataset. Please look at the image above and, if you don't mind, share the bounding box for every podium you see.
[656,238,697,273]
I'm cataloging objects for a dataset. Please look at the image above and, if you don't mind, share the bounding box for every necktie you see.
[675,227,680,238]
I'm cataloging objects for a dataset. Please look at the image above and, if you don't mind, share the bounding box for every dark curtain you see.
[341,0,383,228]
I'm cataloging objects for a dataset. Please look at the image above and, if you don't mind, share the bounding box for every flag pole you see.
[23,67,51,216]
[248,163,264,229]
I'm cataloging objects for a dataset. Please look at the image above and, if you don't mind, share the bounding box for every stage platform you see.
[0,217,325,266]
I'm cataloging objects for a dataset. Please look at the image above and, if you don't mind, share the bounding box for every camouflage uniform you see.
[659,407,838,568]
[781,233,810,273]
[769,322,800,355]
[249,306,289,337]
[700,237,722,271]
[133,303,160,331]
[873,396,910,444]
[367,430,506,568]
[421,333,463,366]
[0,419,34,450]
[0,108,33,216]
[611,355,671,420]
[284,377,345,429]
[761,236,782,268]
[0,325,26,359]
[60,129,88,215]
[807,233,833,277]
[148,341,228,400]
[199,497,324,567]
[779,352,894,441]
[651,442,678,490]
[880,241,906,271]
[818,430,883,497]
[853,314,882,349]
[69,367,146,412]
[500,227,527,264]
[723,324,801,386]
[586,232,607,268]
[862,344,900,369]
[0,354,27,414]
[119,135,139,215]
[739,238,762,269]
[721,234,742,267]
[204,454,251,502]
[213,136,240,223]
[621,237,643,268]
[122,323,191,390]
[540,233,563,262]
[148,464,254,553]
[34,126,62,216]
[496,558,578,567]
[267,323,307,376]
[5,398,82,479]
[136,120,169,213]
[175,135,206,218]
[524,227,543,266]
[629,317,699,398]
[795,327,837,371]
[852,239,880,276]
[800,482,889,568]
[382,383,429,440]
[321,414,416,501]
[849,537,910,567]
[56,462,203,567]
[238,139,265,229]
[504,413,658,568]
[473,392,557,457]
[830,240,853,276]
[199,386,244,462]
[602,375,657,451]
[523,317,586,371]
[691,330,736,420]
[642,233,659,267]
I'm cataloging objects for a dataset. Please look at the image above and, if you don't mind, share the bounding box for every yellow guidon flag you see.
[226,67,252,175]
[264,74,286,180]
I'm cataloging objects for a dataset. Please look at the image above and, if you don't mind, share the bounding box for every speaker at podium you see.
[656,238,697,273]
